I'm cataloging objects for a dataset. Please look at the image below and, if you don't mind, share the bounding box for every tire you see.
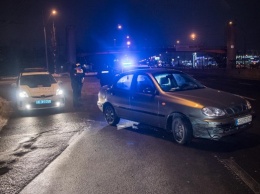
[103,104,120,126]
[171,115,192,145]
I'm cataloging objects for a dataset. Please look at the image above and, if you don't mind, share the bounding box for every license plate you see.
[36,99,52,104]
[235,115,252,126]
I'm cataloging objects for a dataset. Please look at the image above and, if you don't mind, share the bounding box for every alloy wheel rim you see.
[105,106,114,123]
[175,120,184,141]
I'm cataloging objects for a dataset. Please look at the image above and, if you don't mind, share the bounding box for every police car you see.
[14,68,65,111]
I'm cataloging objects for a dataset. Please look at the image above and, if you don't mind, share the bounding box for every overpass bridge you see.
[77,45,226,57]
[76,45,227,70]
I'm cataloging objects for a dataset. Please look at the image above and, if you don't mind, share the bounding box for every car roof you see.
[121,68,183,75]
[21,72,50,76]
[20,67,49,76]
[22,67,47,72]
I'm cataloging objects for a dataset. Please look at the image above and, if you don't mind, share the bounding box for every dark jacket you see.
[70,64,85,87]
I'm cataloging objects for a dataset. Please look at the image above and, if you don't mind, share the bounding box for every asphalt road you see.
[0,75,259,194]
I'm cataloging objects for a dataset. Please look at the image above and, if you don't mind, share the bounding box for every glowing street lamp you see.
[52,10,57,15]
[117,24,122,30]
[190,33,196,41]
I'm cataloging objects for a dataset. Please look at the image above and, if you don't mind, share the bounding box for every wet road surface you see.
[0,75,259,194]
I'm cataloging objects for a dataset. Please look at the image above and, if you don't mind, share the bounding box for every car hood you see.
[164,87,245,108]
[19,84,58,97]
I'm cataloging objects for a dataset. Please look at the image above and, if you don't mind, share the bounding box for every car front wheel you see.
[172,115,192,144]
[103,104,120,126]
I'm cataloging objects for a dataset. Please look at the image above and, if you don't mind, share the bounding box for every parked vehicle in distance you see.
[13,68,65,112]
[97,68,254,144]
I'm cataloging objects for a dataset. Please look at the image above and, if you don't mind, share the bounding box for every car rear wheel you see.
[103,104,120,126]
[172,115,192,144]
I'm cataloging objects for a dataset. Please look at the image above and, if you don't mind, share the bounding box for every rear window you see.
[20,74,56,88]
[116,74,133,91]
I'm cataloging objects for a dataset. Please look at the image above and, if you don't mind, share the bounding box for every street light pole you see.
[50,9,57,74]
[42,11,49,71]
[52,20,57,73]
[43,26,49,71]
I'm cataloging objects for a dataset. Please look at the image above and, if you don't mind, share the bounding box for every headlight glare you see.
[246,100,252,109]
[56,88,63,95]
[202,107,225,117]
[18,91,28,98]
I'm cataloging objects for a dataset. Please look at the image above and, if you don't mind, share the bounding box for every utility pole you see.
[226,21,236,69]
[51,20,57,73]
[42,11,49,71]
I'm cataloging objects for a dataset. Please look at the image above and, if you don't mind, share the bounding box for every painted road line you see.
[219,157,260,194]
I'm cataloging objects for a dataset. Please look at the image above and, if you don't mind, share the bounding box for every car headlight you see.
[98,92,107,100]
[246,100,252,109]
[18,90,28,98]
[56,88,64,96]
[202,107,225,117]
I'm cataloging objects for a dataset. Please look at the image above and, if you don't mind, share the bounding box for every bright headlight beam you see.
[246,100,252,109]
[56,88,63,95]
[19,91,29,98]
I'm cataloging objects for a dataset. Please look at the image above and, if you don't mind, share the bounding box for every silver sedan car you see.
[97,68,254,144]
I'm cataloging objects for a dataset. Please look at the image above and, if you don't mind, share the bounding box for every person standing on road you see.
[70,62,85,107]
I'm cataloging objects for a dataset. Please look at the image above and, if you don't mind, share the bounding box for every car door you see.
[108,73,135,120]
[130,73,161,127]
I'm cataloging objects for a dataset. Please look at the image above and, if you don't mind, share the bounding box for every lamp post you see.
[226,20,236,69]
[43,9,57,72]
[190,33,197,68]
[43,23,49,71]
[43,11,49,71]
[51,9,57,74]
[115,24,122,48]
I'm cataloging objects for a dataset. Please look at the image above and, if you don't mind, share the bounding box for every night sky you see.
[1,0,260,52]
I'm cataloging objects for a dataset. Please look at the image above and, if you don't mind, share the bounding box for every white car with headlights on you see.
[14,68,65,112]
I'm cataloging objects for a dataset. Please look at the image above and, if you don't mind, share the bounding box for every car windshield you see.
[20,74,56,88]
[154,72,205,92]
